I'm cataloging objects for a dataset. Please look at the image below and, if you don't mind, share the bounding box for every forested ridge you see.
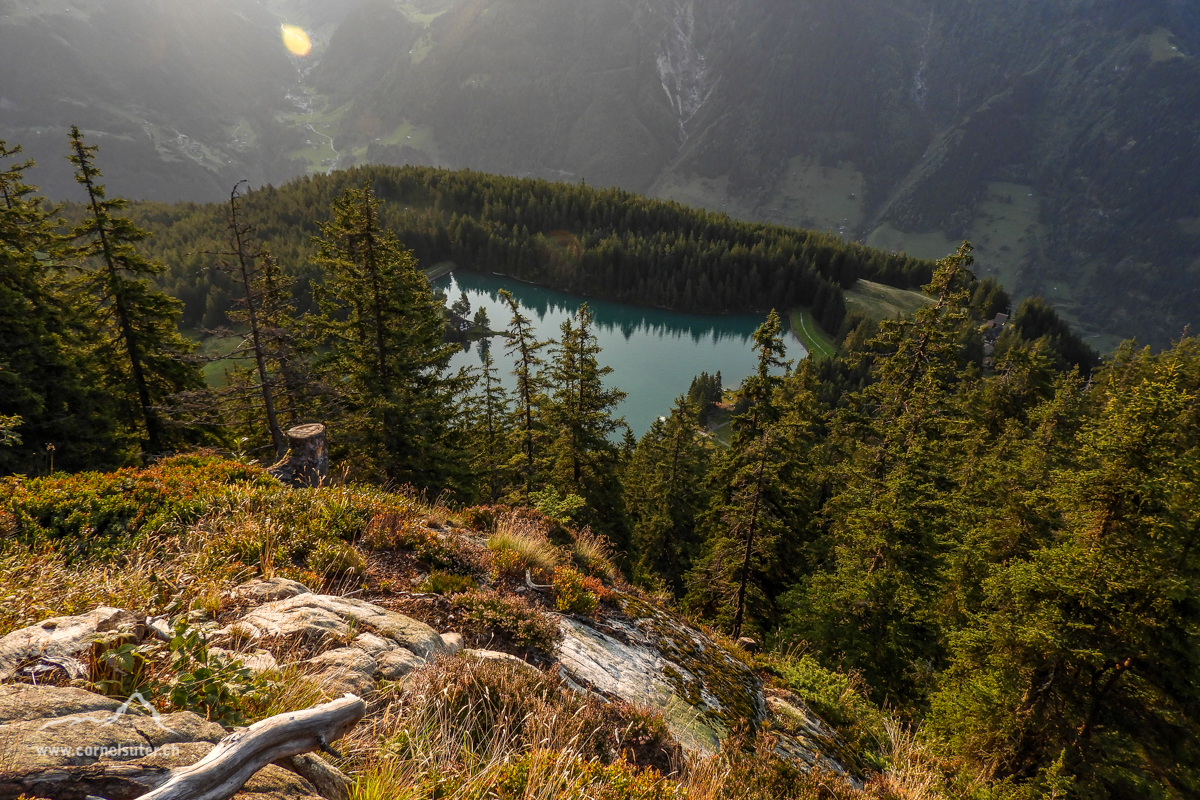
[89,165,933,337]
[4,133,1199,800]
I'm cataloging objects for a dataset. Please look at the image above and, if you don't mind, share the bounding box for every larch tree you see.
[65,127,200,457]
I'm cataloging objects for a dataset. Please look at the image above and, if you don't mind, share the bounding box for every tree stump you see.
[269,424,328,488]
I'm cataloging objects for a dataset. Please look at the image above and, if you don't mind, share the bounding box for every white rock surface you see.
[0,607,138,681]
[234,593,448,658]
[237,577,312,603]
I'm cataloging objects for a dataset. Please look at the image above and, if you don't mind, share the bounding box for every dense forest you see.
[4,132,1198,799]
[85,164,934,338]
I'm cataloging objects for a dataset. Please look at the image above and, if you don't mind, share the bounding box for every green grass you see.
[843,279,931,321]
[652,158,865,237]
[864,223,956,262]
[1141,27,1186,63]
[787,310,837,360]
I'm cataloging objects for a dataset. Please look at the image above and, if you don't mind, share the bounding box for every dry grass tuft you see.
[487,518,560,582]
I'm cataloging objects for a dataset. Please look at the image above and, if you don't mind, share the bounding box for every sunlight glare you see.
[281,24,312,57]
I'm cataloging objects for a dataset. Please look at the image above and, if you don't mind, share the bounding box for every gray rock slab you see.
[234,594,447,658]
[237,577,312,604]
[0,608,138,681]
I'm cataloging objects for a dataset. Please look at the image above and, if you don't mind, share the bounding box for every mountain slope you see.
[5,0,1199,345]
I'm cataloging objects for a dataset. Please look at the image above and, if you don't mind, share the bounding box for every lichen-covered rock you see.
[0,684,121,724]
[767,695,864,786]
[0,608,139,682]
[237,577,312,604]
[233,593,448,658]
[554,592,856,781]
[0,685,322,800]
[554,594,766,753]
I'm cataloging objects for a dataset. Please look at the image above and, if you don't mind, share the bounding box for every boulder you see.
[306,649,377,697]
[554,591,857,782]
[463,649,537,671]
[237,577,312,604]
[233,593,448,658]
[0,608,139,682]
[0,685,325,800]
[376,648,424,681]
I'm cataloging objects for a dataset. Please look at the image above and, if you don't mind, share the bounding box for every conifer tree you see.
[65,128,200,457]
[542,303,629,547]
[786,243,975,701]
[930,341,1200,797]
[313,182,463,488]
[627,395,712,593]
[499,288,550,498]
[465,342,512,502]
[684,311,807,635]
[177,182,319,459]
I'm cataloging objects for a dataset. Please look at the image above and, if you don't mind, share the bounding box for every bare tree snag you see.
[269,423,329,487]
[136,693,365,800]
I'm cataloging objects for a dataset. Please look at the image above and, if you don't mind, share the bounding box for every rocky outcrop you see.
[0,578,861,795]
[0,683,328,800]
[0,608,139,683]
[223,589,458,693]
[554,592,861,783]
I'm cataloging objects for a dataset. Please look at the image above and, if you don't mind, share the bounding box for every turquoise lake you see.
[435,272,807,437]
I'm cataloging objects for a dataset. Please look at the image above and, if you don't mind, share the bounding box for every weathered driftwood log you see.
[136,693,364,800]
[269,424,329,488]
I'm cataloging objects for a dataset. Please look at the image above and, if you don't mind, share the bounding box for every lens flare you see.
[281,24,312,57]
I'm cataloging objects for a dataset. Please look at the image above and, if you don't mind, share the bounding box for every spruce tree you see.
[313,182,463,489]
[786,243,975,701]
[542,303,629,548]
[627,395,712,593]
[499,288,550,498]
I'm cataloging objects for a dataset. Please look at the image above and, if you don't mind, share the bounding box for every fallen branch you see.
[525,570,552,592]
[137,693,365,800]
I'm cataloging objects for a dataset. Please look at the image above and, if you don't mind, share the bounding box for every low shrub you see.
[762,652,888,764]
[308,540,368,577]
[451,590,560,652]
[364,512,486,576]
[553,565,599,614]
[419,570,477,596]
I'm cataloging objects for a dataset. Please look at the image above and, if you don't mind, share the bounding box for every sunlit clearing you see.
[281,24,312,57]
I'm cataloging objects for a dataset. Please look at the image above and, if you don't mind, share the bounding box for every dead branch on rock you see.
[136,693,365,800]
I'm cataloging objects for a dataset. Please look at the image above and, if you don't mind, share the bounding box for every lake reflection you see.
[436,272,806,437]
